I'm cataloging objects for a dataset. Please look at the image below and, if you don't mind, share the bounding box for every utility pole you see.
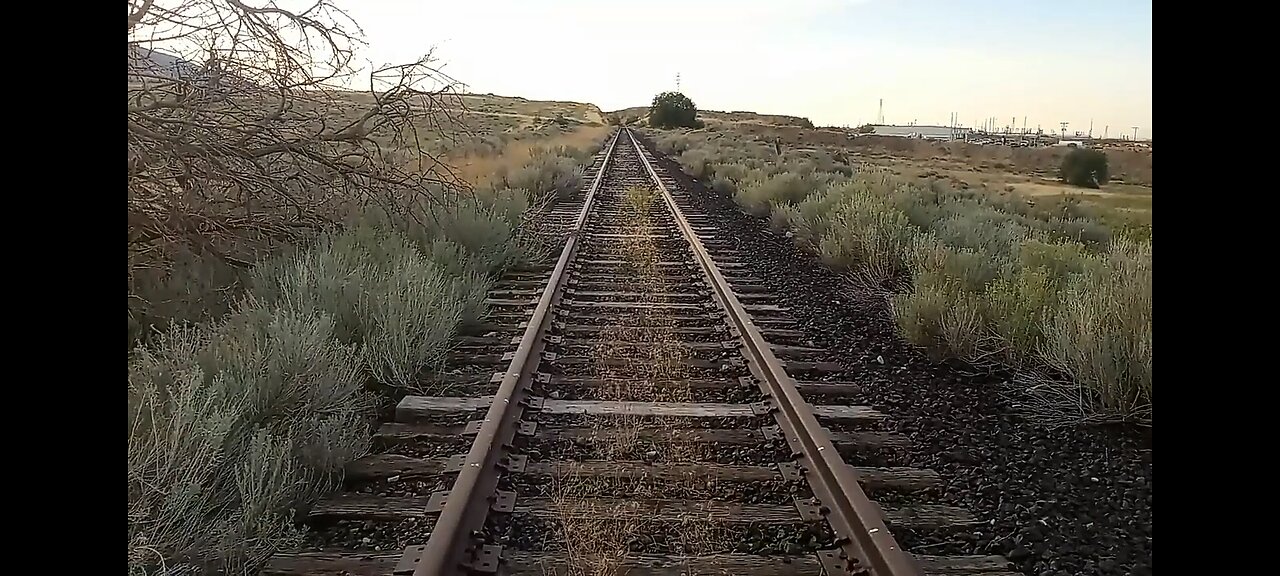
[1088,119,1093,138]
[675,72,681,92]
[1104,125,1109,139]
[1059,122,1068,138]
[1131,126,1139,141]
[878,99,884,124]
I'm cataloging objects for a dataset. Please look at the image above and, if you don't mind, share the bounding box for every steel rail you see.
[412,129,623,576]
[626,128,923,576]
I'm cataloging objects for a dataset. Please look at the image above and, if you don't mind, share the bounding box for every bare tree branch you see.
[129,0,471,333]
[128,0,155,30]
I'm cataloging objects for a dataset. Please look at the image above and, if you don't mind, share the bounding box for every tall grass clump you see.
[408,186,542,275]
[735,172,840,215]
[499,147,585,201]
[251,221,486,388]
[809,182,916,281]
[127,304,370,575]
[1038,239,1151,421]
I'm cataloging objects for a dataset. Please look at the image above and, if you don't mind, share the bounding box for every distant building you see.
[128,46,200,83]
[864,124,969,141]
[128,45,257,92]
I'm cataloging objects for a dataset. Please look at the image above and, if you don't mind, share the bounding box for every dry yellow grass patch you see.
[549,186,733,575]
[452,124,611,186]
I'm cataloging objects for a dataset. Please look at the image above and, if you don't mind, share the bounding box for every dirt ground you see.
[868,155,1152,217]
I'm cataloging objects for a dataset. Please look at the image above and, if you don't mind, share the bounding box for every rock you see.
[945,448,977,464]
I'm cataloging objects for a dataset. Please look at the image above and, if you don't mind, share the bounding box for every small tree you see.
[649,91,700,128]
[1060,148,1110,188]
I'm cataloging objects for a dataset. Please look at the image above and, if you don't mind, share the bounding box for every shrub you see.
[501,150,584,201]
[982,263,1059,361]
[736,173,820,215]
[655,126,1152,424]
[678,149,714,180]
[1059,148,1110,188]
[814,190,915,282]
[250,222,486,387]
[776,187,843,244]
[409,186,538,276]
[127,304,370,575]
[129,249,247,350]
[1039,239,1152,421]
[710,175,737,195]
[649,91,700,129]
[357,247,473,385]
[893,264,974,358]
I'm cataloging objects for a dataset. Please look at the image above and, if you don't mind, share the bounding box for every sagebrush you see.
[649,128,1151,424]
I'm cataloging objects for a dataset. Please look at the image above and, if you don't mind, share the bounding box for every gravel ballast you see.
[642,135,1152,576]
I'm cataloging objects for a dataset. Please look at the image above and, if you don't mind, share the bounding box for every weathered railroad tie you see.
[263,129,1015,576]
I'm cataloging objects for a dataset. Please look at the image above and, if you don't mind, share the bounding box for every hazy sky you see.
[343,0,1153,138]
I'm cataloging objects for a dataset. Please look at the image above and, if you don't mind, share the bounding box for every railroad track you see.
[263,129,1016,576]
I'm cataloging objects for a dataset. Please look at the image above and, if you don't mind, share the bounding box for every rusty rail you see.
[409,126,919,576]
[627,128,922,576]
[411,129,622,576]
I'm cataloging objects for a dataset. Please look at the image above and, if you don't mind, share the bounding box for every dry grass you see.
[649,115,1152,214]
[873,158,1152,221]
[452,124,611,186]
[548,186,732,575]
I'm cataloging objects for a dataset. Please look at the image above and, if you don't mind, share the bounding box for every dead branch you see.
[128,0,468,270]
[128,0,477,345]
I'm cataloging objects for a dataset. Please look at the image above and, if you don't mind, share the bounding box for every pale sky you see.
[343,0,1153,138]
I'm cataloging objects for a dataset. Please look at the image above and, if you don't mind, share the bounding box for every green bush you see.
[736,173,823,215]
[813,189,915,282]
[1060,147,1110,188]
[127,304,370,575]
[652,127,1152,424]
[893,260,979,358]
[678,149,714,180]
[649,91,701,129]
[500,149,584,201]
[1039,239,1152,420]
[251,222,487,387]
[409,186,538,276]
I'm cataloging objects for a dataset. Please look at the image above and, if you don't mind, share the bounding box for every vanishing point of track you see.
[263,129,1016,576]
